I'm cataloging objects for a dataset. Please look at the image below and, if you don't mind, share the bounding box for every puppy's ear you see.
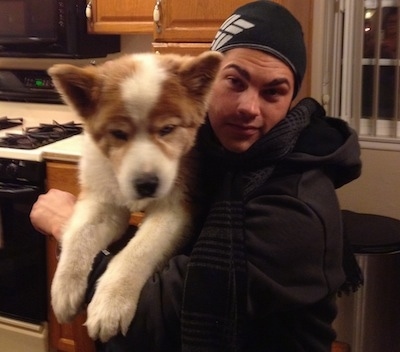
[179,51,223,98]
[48,64,101,119]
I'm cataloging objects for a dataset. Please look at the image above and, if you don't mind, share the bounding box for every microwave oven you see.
[0,0,120,58]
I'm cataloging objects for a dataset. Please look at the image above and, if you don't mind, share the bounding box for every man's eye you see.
[266,88,279,96]
[228,76,241,85]
[110,129,128,141]
[263,87,289,101]
[227,76,245,90]
[159,124,176,137]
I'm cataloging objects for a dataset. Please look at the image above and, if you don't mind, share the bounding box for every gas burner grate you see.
[0,121,83,149]
[0,116,23,130]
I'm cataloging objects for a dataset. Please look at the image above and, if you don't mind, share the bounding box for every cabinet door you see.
[153,0,252,42]
[88,0,154,34]
[46,161,96,352]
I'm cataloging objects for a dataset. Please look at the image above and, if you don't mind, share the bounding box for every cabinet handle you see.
[86,0,92,19]
[153,0,162,33]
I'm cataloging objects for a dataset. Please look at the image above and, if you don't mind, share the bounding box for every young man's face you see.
[208,48,295,153]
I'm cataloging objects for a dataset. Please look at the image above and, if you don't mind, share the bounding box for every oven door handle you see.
[0,185,40,199]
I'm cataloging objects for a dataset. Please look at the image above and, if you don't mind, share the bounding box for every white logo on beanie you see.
[211,14,255,51]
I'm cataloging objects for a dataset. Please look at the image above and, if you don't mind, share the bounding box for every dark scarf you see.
[181,99,320,352]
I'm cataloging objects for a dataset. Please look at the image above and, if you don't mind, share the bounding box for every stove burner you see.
[0,116,23,130]
[0,121,83,149]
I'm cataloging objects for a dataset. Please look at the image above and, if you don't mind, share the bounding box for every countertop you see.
[0,101,83,162]
[42,134,83,163]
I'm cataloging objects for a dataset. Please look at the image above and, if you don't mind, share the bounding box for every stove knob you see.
[6,162,18,177]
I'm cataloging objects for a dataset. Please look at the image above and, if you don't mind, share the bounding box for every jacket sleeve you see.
[245,171,344,318]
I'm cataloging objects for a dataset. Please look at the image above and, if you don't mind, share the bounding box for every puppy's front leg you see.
[51,198,130,323]
[86,200,191,342]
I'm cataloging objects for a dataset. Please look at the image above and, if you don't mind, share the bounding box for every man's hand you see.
[30,188,77,242]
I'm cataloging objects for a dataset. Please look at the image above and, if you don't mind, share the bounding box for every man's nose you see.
[237,89,261,118]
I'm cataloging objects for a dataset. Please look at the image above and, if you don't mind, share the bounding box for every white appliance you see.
[0,100,82,352]
[0,316,48,352]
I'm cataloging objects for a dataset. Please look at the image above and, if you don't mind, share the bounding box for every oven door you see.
[0,183,47,323]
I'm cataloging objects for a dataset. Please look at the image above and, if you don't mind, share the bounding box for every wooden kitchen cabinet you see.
[87,0,154,34]
[153,0,252,42]
[45,161,96,352]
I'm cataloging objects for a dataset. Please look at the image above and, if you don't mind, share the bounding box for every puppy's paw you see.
[51,269,88,323]
[85,271,141,342]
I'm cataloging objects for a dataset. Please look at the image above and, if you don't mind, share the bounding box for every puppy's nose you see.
[135,174,159,198]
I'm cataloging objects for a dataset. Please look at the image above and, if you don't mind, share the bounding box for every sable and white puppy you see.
[48,51,222,342]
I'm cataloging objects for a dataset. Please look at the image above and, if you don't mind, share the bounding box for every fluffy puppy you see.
[48,51,222,342]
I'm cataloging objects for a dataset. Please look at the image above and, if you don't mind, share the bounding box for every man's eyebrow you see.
[224,64,250,80]
[266,77,290,87]
[224,63,290,86]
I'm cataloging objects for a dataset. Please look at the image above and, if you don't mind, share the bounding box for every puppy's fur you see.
[48,51,222,342]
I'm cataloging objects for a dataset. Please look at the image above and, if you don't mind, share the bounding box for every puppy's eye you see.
[159,124,176,137]
[110,129,128,141]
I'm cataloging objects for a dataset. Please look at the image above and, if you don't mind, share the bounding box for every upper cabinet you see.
[86,0,154,34]
[153,0,252,42]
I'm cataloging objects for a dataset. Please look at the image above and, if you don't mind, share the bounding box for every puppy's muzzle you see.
[134,173,159,198]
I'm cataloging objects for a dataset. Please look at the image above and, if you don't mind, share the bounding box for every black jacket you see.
[89,98,361,352]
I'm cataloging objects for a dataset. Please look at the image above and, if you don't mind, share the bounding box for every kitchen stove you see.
[0,116,23,130]
[0,103,84,352]
[0,120,83,149]
[0,100,85,351]
[0,153,48,352]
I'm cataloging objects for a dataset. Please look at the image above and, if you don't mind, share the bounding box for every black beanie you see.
[211,0,306,97]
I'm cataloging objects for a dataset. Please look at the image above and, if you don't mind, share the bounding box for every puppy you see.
[48,51,222,342]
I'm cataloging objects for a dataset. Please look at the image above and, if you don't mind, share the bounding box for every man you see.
[30,1,362,351]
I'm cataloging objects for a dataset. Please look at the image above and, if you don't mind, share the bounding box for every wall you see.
[337,147,400,219]
[120,34,152,53]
